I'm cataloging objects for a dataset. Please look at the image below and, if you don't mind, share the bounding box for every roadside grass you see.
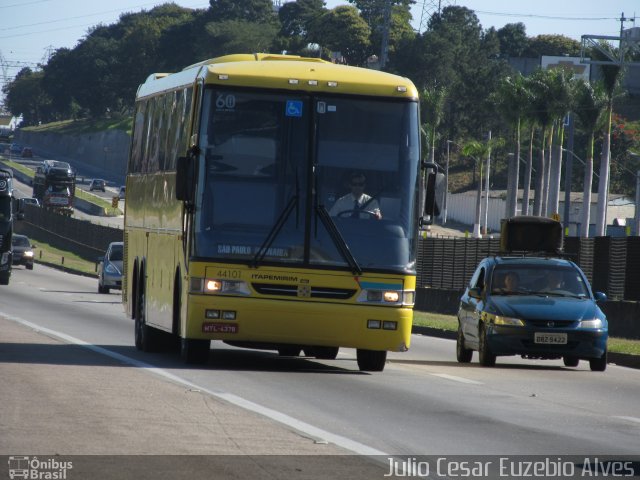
[413,311,640,356]
[32,238,99,277]
[2,158,122,216]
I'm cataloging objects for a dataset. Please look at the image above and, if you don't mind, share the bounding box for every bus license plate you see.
[534,332,567,344]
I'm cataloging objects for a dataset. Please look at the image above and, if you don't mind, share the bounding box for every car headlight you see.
[493,315,525,326]
[24,251,34,258]
[357,289,415,306]
[580,319,603,329]
[190,277,251,296]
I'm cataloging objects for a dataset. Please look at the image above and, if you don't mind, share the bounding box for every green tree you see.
[497,23,529,57]
[525,34,581,57]
[209,0,276,23]
[408,6,509,141]
[3,68,52,125]
[197,19,278,59]
[308,6,371,65]
[277,0,327,54]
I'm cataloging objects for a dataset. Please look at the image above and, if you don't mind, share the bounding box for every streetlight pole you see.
[483,131,491,235]
[635,170,640,236]
[443,140,451,224]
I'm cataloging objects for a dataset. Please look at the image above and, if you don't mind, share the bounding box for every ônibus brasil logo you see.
[8,456,73,479]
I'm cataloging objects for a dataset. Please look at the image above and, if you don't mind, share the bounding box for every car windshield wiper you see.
[316,205,362,275]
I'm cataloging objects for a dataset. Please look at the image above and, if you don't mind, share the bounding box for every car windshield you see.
[12,236,30,247]
[109,244,123,261]
[491,264,589,297]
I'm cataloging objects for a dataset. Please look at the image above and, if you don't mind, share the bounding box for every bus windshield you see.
[194,89,420,273]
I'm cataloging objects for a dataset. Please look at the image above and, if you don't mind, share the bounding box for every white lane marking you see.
[612,416,640,425]
[430,373,483,385]
[4,314,390,457]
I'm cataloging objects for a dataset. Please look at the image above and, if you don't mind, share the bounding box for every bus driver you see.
[329,172,382,220]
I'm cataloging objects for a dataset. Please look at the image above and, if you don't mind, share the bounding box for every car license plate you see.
[534,332,568,344]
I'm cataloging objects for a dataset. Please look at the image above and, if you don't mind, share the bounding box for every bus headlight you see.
[357,289,415,306]
[190,278,250,296]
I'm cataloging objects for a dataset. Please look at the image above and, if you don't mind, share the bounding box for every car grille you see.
[527,319,578,328]
[251,283,356,300]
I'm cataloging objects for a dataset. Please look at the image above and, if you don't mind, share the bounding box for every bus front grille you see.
[251,283,357,300]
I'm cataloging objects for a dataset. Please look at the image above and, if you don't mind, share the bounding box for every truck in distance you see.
[32,160,76,216]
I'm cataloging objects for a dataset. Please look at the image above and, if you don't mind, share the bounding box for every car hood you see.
[488,295,601,321]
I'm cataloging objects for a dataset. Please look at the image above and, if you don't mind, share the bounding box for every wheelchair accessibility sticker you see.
[285,100,303,117]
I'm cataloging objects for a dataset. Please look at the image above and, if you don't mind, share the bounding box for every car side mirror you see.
[594,291,607,302]
[468,287,483,299]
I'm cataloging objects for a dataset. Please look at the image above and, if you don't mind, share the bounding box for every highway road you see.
[2,265,640,472]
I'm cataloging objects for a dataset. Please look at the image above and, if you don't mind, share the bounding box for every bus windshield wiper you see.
[316,206,362,275]
[252,194,298,268]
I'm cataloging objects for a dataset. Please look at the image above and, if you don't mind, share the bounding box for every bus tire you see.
[304,346,339,360]
[134,274,162,352]
[181,338,210,364]
[356,349,387,372]
[0,273,9,285]
[278,346,302,357]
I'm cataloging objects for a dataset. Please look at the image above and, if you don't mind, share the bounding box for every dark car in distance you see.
[21,147,33,158]
[89,179,106,192]
[11,234,35,270]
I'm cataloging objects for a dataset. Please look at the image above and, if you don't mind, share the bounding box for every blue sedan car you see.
[457,256,608,371]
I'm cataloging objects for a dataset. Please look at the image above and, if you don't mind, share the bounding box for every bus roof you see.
[136,52,418,100]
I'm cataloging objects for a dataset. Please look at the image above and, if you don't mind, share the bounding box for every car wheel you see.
[456,326,473,363]
[563,356,579,367]
[589,349,607,372]
[356,349,387,371]
[26,263,33,271]
[478,323,496,367]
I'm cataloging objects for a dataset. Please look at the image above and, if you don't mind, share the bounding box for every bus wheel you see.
[0,272,10,285]
[181,338,210,364]
[304,346,339,360]
[278,346,302,357]
[134,286,162,352]
[356,349,387,372]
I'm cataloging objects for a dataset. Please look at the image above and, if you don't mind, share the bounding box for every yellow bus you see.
[124,53,439,371]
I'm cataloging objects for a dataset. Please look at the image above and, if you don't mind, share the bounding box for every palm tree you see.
[573,79,607,237]
[527,69,554,216]
[462,135,504,237]
[594,46,624,236]
[545,68,574,219]
[420,85,447,164]
[493,73,532,218]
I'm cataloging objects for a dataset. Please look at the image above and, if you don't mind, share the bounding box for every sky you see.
[0,0,638,94]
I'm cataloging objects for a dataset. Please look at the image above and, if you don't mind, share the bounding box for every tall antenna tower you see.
[418,0,455,33]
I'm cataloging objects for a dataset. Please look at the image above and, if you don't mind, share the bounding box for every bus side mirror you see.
[421,166,444,226]
[176,156,196,202]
